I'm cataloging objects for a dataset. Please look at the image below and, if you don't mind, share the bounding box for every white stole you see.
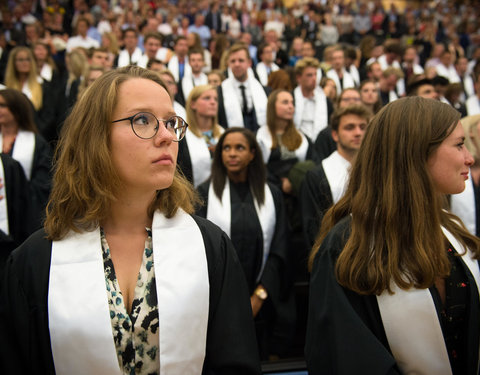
[185,130,213,187]
[117,48,143,67]
[40,64,53,82]
[206,180,276,281]
[466,96,480,116]
[256,124,309,164]
[326,68,355,94]
[221,76,267,128]
[321,151,350,204]
[167,55,191,82]
[376,227,480,375]
[450,175,476,235]
[255,62,279,86]
[0,157,8,235]
[0,130,35,180]
[173,101,187,120]
[49,209,209,375]
[181,72,208,102]
[293,86,328,142]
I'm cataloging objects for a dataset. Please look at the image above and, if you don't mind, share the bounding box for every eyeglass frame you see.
[111,112,188,141]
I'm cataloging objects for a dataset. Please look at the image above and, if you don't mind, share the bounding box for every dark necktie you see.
[240,84,248,114]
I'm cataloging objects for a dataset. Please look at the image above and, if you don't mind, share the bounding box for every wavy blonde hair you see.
[5,46,43,110]
[45,66,199,240]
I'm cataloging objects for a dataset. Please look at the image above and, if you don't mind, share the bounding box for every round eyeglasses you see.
[112,112,188,141]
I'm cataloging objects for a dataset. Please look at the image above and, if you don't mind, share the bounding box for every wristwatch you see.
[254,286,268,300]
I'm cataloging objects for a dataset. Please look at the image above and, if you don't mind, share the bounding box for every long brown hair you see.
[266,89,302,150]
[45,66,199,240]
[0,89,38,132]
[309,97,480,294]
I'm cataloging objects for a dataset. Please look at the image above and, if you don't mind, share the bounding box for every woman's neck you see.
[18,74,28,86]
[0,122,18,136]
[275,119,289,135]
[196,115,214,133]
[101,192,155,235]
[228,170,247,184]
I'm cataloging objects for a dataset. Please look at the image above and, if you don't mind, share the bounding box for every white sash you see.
[255,62,279,86]
[206,180,276,281]
[293,86,328,142]
[256,124,309,163]
[185,130,212,187]
[167,55,191,82]
[40,64,53,82]
[0,157,9,235]
[321,151,350,204]
[466,96,480,116]
[173,101,187,120]
[117,48,143,67]
[450,175,476,235]
[221,76,267,128]
[49,209,209,375]
[0,130,35,180]
[376,227,480,375]
[326,68,355,94]
[181,73,208,102]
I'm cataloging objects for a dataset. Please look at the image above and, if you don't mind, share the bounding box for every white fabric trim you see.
[40,64,53,82]
[466,95,480,116]
[377,227,480,375]
[255,62,279,86]
[326,68,355,94]
[450,174,476,235]
[168,55,191,83]
[256,125,309,164]
[181,72,208,102]
[0,130,35,180]
[173,101,186,120]
[321,151,350,204]
[293,86,328,142]
[49,209,209,374]
[185,130,212,187]
[206,180,276,281]
[0,157,9,235]
[117,48,143,67]
[221,76,267,128]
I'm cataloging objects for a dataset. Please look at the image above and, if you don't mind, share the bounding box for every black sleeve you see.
[30,135,53,230]
[36,81,58,144]
[192,216,262,375]
[305,218,401,375]
[217,85,228,129]
[314,127,336,161]
[195,181,210,218]
[0,230,56,375]
[300,165,333,249]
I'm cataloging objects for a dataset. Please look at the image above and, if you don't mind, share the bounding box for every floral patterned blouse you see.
[101,228,160,375]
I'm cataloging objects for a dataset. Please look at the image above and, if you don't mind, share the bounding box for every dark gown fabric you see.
[306,216,480,375]
[34,81,58,144]
[197,180,296,357]
[313,126,336,162]
[7,133,52,230]
[0,154,32,273]
[0,216,262,375]
[299,163,333,249]
[177,137,195,186]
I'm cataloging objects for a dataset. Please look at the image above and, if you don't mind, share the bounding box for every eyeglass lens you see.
[131,112,186,140]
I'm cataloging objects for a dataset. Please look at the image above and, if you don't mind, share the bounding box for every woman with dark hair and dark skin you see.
[197,127,295,359]
[306,97,480,375]
[0,88,52,230]
[0,66,261,374]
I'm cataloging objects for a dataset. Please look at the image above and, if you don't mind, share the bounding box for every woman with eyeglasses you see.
[4,46,57,143]
[0,66,261,374]
[197,127,295,359]
[177,84,224,187]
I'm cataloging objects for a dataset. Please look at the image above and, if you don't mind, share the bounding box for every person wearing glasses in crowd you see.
[0,66,261,374]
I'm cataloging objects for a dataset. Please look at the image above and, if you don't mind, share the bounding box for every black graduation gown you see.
[313,127,336,162]
[0,154,32,271]
[7,133,52,230]
[35,81,58,144]
[306,216,480,375]
[0,216,262,375]
[299,163,333,249]
[197,181,296,356]
[177,137,195,185]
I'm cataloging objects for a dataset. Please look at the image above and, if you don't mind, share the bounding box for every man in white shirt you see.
[66,16,100,53]
[138,32,172,68]
[326,45,355,94]
[217,43,267,132]
[167,36,190,83]
[115,28,143,68]
[255,43,279,87]
[294,57,331,142]
[179,49,208,105]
